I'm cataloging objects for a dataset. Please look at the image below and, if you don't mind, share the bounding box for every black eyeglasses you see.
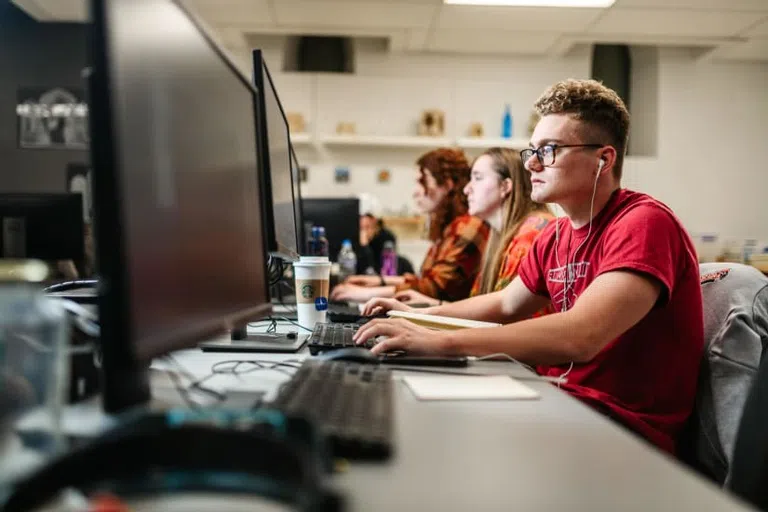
[520,143,604,168]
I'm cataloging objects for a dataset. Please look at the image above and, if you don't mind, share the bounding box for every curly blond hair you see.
[534,79,630,180]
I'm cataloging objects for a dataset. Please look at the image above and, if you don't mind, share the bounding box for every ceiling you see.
[10,0,768,61]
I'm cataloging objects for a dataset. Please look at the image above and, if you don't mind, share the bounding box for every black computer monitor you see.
[289,146,306,253]
[89,0,271,412]
[301,198,360,262]
[252,49,299,260]
[0,193,84,262]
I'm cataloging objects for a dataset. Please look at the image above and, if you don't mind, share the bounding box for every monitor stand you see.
[199,328,307,353]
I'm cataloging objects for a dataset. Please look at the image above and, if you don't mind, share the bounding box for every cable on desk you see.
[474,353,536,373]
[209,359,303,379]
[162,355,227,407]
[271,316,313,332]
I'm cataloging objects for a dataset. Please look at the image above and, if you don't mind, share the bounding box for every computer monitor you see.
[89,0,271,412]
[290,146,306,253]
[301,198,360,262]
[252,49,299,260]
[0,193,84,262]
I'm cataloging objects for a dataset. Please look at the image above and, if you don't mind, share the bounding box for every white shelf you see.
[320,134,452,148]
[455,137,529,150]
[290,132,313,145]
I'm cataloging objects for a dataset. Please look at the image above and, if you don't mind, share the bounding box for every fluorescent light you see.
[444,0,615,7]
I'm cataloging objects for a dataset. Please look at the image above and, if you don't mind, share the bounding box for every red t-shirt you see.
[518,189,703,454]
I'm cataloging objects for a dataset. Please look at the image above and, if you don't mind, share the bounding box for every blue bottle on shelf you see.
[502,104,513,139]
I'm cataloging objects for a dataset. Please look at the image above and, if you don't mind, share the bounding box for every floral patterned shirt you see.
[397,215,489,302]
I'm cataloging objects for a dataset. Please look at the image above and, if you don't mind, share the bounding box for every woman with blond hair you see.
[331,147,489,303]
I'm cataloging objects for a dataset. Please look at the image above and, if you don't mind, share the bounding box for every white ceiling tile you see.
[274,0,437,29]
[436,5,603,31]
[709,37,768,61]
[427,29,559,55]
[745,17,768,37]
[614,0,768,11]
[589,8,758,37]
[180,0,273,25]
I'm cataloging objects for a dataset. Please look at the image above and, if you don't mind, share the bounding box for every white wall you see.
[238,39,768,252]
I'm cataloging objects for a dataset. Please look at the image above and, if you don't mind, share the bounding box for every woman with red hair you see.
[331,148,489,303]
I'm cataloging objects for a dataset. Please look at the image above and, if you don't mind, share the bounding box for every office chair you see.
[678,263,768,485]
[729,350,768,510]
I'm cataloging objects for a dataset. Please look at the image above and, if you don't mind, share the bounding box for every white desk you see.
[7,326,757,511]
[151,334,755,512]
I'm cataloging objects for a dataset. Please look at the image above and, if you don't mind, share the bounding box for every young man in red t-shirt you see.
[355,79,704,455]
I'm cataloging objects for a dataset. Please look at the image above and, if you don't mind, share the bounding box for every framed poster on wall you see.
[16,87,89,149]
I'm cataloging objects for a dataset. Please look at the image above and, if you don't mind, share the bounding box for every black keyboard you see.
[270,359,394,460]
[308,322,376,355]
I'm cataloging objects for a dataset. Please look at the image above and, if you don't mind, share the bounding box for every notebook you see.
[402,375,540,401]
[387,310,501,330]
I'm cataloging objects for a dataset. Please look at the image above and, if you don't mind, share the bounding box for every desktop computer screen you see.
[253,49,299,260]
[0,193,84,263]
[290,145,306,253]
[301,198,360,262]
[89,0,271,411]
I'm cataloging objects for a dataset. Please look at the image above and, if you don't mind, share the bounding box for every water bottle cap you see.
[342,239,352,246]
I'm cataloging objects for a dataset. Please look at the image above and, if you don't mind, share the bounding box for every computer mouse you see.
[315,347,380,365]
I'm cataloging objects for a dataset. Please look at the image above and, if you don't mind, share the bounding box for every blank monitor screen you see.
[301,198,360,262]
[90,0,271,366]
[253,50,298,260]
[0,193,84,261]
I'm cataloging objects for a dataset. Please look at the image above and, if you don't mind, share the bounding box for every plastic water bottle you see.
[337,239,357,280]
[308,226,329,257]
[380,241,397,277]
[502,104,513,139]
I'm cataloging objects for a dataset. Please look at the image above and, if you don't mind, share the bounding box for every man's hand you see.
[344,275,381,287]
[394,289,440,306]
[361,298,414,316]
[353,318,451,355]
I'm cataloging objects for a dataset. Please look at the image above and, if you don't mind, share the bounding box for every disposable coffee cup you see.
[293,256,331,329]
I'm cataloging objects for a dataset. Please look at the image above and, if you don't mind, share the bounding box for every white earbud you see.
[598,158,605,173]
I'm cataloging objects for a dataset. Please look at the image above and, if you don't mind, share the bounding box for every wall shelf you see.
[320,134,452,148]
[455,137,529,150]
[290,134,530,151]
[290,132,313,145]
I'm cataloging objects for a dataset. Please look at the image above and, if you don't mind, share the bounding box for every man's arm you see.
[444,270,662,364]
[428,277,550,324]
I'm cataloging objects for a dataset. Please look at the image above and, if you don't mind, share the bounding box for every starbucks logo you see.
[300,283,314,299]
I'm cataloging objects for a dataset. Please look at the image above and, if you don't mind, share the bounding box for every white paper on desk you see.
[402,375,540,401]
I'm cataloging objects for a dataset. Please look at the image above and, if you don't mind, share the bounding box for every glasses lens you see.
[541,145,555,166]
[520,149,534,165]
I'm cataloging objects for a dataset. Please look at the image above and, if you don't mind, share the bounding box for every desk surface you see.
[148,335,754,512]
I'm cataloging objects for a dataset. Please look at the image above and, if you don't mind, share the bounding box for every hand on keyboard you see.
[352,317,451,356]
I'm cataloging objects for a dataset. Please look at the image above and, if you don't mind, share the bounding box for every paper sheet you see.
[402,375,540,401]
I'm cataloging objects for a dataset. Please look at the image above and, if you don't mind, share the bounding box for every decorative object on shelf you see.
[377,169,391,184]
[286,112,306,134]
[467,123,484,138]
[17,87,89,149]
[334,166,350,183]
[527,111,540,137]
[336,122,356,135]
[418,109,445,137]
[299,166,308,183]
